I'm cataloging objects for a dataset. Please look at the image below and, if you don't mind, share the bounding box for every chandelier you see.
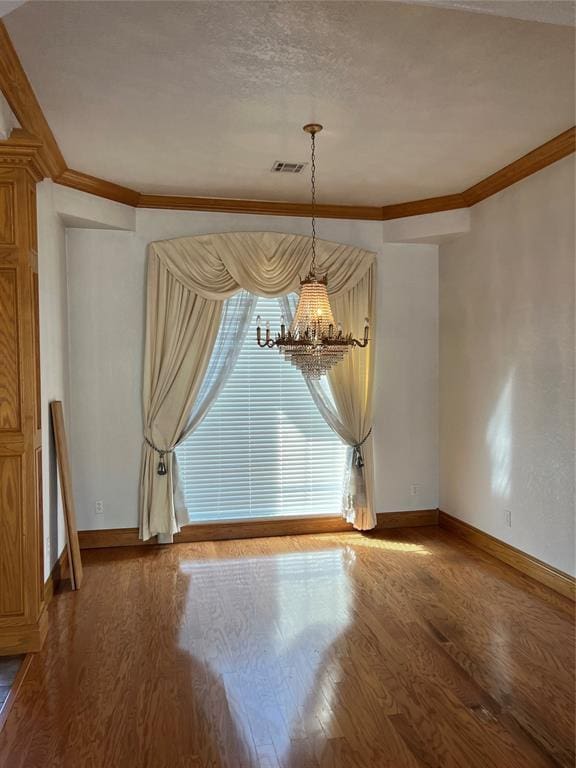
[256,123,369,378]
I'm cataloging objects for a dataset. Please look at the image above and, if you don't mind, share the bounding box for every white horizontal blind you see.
[177,294,348,521]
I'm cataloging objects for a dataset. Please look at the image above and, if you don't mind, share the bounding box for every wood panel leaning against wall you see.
[0,131,47,654]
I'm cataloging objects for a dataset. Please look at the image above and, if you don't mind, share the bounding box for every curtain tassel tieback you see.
[352,428,372,469]
[144,438,174,476]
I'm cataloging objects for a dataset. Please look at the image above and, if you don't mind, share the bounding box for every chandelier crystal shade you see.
[292,276,335,337]
[256,123,369,378]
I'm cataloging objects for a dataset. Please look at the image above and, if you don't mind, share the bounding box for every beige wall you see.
[36,181,135,578]
[37,180,69,579]
[65,212,439,531]
[439,155,575,575]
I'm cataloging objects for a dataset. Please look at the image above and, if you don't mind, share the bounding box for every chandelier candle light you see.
[256,123,370,379]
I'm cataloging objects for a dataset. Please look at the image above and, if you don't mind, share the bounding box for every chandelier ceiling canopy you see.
[256,123,369,379]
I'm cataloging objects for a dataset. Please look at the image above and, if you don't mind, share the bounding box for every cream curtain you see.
[280,268,376,529]
[327,269,376,529]
[140,254,222,540]
[183,290,256,437]
[140,231,376,540]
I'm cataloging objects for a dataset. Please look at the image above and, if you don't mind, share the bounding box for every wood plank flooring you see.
[0,527,573,768]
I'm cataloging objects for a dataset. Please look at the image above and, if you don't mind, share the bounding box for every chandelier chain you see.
[310,130,317,273]
[254,121,370,379]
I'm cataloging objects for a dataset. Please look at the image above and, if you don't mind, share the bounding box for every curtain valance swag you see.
[150,231,375,299]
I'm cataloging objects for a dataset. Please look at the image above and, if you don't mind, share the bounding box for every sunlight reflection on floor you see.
[178,547,352,764]
[307,532,432,555]
[348,538,431,554]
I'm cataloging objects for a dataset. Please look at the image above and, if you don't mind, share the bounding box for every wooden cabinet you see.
[0,139,46,654]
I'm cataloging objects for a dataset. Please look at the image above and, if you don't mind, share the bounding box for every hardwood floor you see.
[0,527,573,767]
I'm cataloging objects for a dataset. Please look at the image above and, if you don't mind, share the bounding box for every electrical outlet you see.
[504,509,512,528]
[95,500,104,516]
[410,484,419,496]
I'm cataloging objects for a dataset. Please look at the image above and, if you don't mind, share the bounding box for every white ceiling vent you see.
[271,160,307,174]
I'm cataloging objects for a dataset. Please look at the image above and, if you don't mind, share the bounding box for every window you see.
[177,294,348,521]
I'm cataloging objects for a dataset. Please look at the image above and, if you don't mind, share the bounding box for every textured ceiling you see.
[4,1,575,205]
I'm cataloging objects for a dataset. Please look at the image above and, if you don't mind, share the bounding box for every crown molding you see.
[0,21,66,178]
[137,194,384,220]
[380,193,468,221]
[136,127,575,220]
[462,126,576,206]
[0,21,574,220]
[56,167,140,207]
[60,128,576,220]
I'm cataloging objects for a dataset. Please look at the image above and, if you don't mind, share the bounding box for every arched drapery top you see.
[150,231,376,299]
[140,231,377,541]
